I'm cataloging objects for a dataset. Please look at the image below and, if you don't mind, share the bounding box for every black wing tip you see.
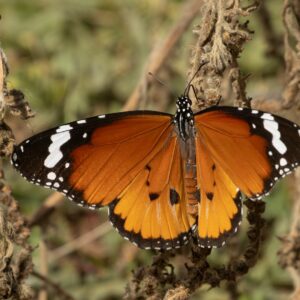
[108,199,195,251]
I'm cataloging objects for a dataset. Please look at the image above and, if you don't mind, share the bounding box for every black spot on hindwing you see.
[170,189,180,205]
[206,192,214,201]
[149,193,159,201]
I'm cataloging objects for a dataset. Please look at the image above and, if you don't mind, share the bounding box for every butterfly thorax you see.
[173,95,199,216]
[173,95,194,141]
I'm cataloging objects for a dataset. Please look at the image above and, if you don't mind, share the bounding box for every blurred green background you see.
[0,0,295,299]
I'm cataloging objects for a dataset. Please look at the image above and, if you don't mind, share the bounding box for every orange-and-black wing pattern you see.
[12,111,172,207]
[195,134,242,247]
[12,111,195,250]
[108,134,196,249]
[194,106,300,246]
[11,100,300,250]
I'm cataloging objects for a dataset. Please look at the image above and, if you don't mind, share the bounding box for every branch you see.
[190,0,259,109]
[48,223,111,262]
[278,1,300,299]
[123,0,203,111]
[0,45,34,299]
[32,271,75,300]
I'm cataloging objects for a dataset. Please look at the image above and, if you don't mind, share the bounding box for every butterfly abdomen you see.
[184,171,199,216]
[184,138,199,217]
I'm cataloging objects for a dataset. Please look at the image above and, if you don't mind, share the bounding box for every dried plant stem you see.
[257,1,284,64]
[189,0,259,110]
[48,223,111,262]
[277,1,300,299]
[123,0,203,111]
[0,45,34,299]
[28,192,64,228]
[38,240,48,300]
[32,271,75,300]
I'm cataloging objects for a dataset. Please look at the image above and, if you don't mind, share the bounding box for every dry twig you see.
[272,1,300,299]
[123,0,203,111]
[32,271,75,300]
[0,46,34,299]
[190,0,259,109]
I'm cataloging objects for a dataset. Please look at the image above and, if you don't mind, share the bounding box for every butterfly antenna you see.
[183,61,207,96]
[148,72,177,99]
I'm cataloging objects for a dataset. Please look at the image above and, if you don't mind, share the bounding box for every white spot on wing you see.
[47,172,56,180]
[263,119,287,154]
[280,158,288,166]
[53,182,60,188]
[98,115,105,119]
[56,125,73,133]
[77,120,86,124]
[261,113,274,121]
[44,131,71,168]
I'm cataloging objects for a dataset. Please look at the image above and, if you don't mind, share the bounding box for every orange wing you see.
[67,113,174,207]
[194,107,300,199]
[193,106,300,246]
[109,134,196,249]
[13,112,173,208]
[195,135,242,247]
[12,111,196,250]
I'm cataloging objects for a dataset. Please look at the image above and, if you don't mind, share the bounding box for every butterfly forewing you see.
[12,111,172,207]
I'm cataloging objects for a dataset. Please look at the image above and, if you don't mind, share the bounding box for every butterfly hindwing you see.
[195,133,242,247]
[108,135,196,250]
[194,106,300,200]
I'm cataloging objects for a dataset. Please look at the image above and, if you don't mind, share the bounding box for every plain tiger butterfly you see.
[11,94,300,250]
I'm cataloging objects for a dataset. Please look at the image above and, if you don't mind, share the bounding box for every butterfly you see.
[11,94,300,250]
